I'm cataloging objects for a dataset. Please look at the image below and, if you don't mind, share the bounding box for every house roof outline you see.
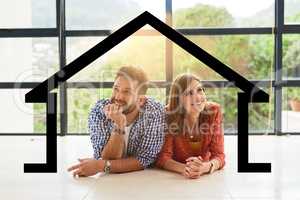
[24,11,271,173]
[25,11,268,102]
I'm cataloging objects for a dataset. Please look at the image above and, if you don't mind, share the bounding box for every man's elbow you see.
[136,157,155,170]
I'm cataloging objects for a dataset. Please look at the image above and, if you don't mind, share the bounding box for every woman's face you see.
[180,79,207,115]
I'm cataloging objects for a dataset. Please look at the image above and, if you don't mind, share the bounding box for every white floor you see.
[0,135,299,200]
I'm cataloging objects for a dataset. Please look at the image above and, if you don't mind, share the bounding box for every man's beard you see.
[111,97,137,115]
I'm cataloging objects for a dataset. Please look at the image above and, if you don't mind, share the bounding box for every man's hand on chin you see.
[67,158,104,177]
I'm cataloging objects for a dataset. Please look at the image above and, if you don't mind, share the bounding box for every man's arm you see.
[109,157,144,173]
[89,101,126,160]
[89,101,109,160]
[101,132,124,160]
[68,157,144,177]
[101,104,127,160]
[134,110,165,168]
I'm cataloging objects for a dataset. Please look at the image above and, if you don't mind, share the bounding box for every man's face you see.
[111,76,139,115]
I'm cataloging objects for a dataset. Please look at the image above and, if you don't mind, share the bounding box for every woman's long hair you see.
[166,74,207,135]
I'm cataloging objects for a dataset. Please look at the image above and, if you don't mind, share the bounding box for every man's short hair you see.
[115,66,149,94]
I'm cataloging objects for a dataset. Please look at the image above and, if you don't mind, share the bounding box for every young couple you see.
[68,66,225,179]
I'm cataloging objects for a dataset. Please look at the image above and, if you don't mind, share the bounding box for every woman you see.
[156,74,225,179]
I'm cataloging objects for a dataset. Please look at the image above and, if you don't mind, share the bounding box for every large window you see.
[65,0,165,30]
[173,0,275,28]
[173,35,274,80]
[0,0,56,28]
[284,0,300,24]
[0,38,58,82]
[1,0,300,135]
[66,36,166,81]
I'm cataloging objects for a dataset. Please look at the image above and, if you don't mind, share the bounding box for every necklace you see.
[184,121,201,142]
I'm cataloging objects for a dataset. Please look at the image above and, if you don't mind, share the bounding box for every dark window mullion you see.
[58,0,67,136]
[177,27,273,35]
[165,0,173,103]
[274,0,284,135]
[0,28,58,38]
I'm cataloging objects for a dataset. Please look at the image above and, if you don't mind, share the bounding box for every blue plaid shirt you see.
[88,97,165,168]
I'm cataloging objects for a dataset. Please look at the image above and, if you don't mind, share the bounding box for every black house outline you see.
[24,11,271,173]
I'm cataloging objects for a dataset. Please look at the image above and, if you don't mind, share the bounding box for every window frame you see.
[0,0,300,135]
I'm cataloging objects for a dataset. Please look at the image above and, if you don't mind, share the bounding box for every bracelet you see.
[209,159,220,174]
[103,160,111,174]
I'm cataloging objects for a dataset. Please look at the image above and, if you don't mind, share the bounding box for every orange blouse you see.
[156,102,225,169]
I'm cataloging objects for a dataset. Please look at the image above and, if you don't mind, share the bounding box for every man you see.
[68,66,165,177]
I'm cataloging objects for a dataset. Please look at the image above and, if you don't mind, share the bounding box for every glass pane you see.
[174,35,274,80]
[66,36,165,82]
[173,0,274,28]
[32,89,61,134]
[0,89,60,134]
[0,0,56,28]
[283,34,300,80]
[0,89,36,133]
[285,0,300,24]
[147,88,166,105]
[203,88,237,132]
[204,87,273,134]
[33,103,46,133]
[0,38,58,82]
[282,87,300,133]
[68,87,166,133]
[67,86,273,134]
[66,0,165,30]
[249,88,274,133]
[68,88,111,133]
